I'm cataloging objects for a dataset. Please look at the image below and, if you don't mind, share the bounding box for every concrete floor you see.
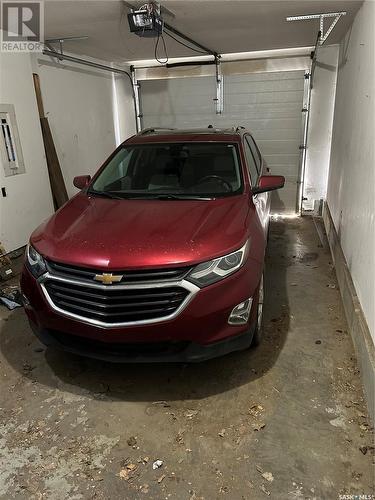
[0,216,374,500]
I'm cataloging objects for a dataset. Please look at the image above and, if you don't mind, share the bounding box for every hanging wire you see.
[154,31,169,64]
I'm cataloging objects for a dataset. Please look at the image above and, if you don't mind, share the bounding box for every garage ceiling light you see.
[286,11,346,45]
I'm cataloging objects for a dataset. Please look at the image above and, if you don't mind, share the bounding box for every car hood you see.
[31,193,252,270]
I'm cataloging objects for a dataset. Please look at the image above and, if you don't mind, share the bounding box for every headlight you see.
[186,241,249,287]
[26,244,47,278]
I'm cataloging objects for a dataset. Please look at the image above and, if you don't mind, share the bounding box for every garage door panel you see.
[229,117,301,130]
[141,77,215,128]
[266,164,301,178]
[143,99,214,118]
[195,122,300,140]
[140,70,305,213]
[227,79,304,94]
[226,91,304,106]
[142,115,214,128]
[212,115,302,129]
[143,114,215,129]
[141,77,212,93]
[144,106,215,118]
[223,103,304,119]
[252,128,303,141]
[265,155,301,167]
[257,139,301,154]
[225,70,306,82]
[156,94,214,107]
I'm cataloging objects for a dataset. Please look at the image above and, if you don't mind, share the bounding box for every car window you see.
[92,148,134,192]
[243,137,259,186]
[246,135,261,173]
[91,142,243,199]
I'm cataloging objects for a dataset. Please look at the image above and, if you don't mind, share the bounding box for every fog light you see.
[228,298,253,325]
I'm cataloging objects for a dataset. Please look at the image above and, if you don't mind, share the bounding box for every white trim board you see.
[136,56,310,81]
[323,203,375,422]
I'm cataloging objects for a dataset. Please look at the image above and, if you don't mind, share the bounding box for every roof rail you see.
[138,127,176,135]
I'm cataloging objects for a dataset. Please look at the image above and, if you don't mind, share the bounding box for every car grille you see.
[43,279,190,325]
[46,260,192,284]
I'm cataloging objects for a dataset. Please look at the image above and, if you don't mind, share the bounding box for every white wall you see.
[32,54,118,198]
[32,54,137,197]
[114,74,137,144]
[303,45,339,211]
[0,47,54,252]
[0,47,136,251]
[327,0,375,341]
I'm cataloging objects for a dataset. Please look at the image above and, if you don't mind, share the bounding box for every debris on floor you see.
[152,460,163,470]
[0,285,22,309]
[260,483,271,496]
[127,436,137,447]
[184,409,199,419]
[252,422,266,431]
[262,472,274,482]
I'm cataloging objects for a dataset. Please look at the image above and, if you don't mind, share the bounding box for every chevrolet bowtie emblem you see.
[94,273,123,285]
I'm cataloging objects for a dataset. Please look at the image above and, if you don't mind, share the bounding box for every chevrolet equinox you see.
[21,127,285,362]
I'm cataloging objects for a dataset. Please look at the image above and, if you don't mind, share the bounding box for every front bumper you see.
[28,320,256,362]
[21,258,262,362]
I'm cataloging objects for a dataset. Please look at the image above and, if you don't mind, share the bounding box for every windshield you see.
[90,142,242,199]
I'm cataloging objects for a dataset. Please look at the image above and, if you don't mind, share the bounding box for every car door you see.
[243,134,269,236]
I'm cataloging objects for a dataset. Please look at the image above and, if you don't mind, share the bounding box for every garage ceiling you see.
[45,0,362,64]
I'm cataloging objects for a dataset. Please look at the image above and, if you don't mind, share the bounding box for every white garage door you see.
[140,70,305,213]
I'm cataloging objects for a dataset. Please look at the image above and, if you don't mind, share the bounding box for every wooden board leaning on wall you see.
[0,243,13,281]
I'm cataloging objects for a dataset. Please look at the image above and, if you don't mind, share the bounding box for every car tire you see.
[251,273,264,347]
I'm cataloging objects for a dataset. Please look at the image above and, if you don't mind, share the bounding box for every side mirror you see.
[73,175,91,190]
[252,175,285,195]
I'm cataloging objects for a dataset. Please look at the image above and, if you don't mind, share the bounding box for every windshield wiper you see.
[88,191,212,201]
[150,194,213,201]
[88,190,126,200]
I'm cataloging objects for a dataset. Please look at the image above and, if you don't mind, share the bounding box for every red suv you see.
[21,127,284,362]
